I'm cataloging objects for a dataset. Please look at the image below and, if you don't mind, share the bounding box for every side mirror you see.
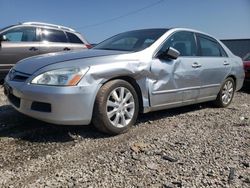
[157,47,180,60]
[0,35,7,42]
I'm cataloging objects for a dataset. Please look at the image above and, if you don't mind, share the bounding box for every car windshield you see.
[94,29,168,52]
[0,25,16,33]
[243,53,250,61]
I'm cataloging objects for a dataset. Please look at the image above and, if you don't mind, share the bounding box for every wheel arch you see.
[102,76,144,113]
[226,75,237,88]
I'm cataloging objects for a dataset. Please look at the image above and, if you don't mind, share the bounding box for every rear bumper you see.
[4,80,100,125]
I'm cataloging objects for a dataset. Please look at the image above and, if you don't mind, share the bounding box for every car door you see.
[39,28,71,54]
[149,31,201,109]
[196,33,231,100]
[0,26,40,71]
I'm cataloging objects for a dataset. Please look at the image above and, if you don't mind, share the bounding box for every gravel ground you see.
[0,86,249,188]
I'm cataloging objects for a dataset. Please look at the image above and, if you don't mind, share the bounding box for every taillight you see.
[86,44,92,49]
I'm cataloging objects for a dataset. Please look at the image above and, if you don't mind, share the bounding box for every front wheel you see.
[93,80,139,135]
[214,77,235,107]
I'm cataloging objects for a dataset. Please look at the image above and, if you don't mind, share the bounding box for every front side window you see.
[2,27,37,42]
[41,29,67,43]
[198,36,222,57]
[159,31,197,56]
[94,29,167,52]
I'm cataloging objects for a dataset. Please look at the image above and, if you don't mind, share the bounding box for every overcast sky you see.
[0,0,249,43]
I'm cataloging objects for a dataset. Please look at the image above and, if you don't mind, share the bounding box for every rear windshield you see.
[94,29,168,52]
[66,32,84,44]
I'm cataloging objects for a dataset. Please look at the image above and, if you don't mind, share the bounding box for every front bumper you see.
[3,80,100,125]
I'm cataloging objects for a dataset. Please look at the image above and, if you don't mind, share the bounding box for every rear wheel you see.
[93,80,139,135]
[214,77,235,107]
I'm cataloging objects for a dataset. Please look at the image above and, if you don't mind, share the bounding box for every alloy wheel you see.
[221,80,234,105]
[106,87,135,128]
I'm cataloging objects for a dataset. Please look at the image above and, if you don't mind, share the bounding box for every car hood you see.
[14,49,129,74]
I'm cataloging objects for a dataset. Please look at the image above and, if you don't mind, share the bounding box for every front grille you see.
[12,74,29,82]
[31,101,51,112]
[9,69,30,82]
[8,93,21,108]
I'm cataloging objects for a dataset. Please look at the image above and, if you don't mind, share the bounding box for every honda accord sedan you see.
[4,28,245,135]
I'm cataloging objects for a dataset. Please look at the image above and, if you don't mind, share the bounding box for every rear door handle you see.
[192,62,202,68]
[223,61,230,66]
[63,47,71,51]
[29,47,38,51]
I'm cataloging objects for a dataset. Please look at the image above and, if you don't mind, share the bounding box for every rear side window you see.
[41,29,67,43]
[160,31,197,56]
[219,45,228,57]
[2,27,37,42]
[66,32,84,44]
[198,35,226,57]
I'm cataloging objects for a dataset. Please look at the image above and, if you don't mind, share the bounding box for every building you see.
[221,39,250,59]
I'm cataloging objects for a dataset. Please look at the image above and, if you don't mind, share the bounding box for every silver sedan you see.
[4,28,245,135]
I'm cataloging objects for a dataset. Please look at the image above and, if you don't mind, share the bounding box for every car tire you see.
[93,79,139,135]
[214,77,235,108]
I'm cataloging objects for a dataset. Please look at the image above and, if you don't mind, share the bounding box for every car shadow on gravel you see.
[0,101,213,143]
[0,105,107,143]
[137,102,211,124]
[240,85,250,94]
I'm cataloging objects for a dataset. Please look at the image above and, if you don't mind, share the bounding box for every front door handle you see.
[29,47,38,51]
[192,62,202,68]
[63,47,71,51]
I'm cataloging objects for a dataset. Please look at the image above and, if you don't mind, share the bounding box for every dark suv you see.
[0,22,91,82]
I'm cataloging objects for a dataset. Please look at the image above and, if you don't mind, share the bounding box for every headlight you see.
[31,67,89,86]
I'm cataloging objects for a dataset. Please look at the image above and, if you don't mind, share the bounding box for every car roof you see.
[22,22,76,32]
[0,22,90,44]
[117,27,215,39]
